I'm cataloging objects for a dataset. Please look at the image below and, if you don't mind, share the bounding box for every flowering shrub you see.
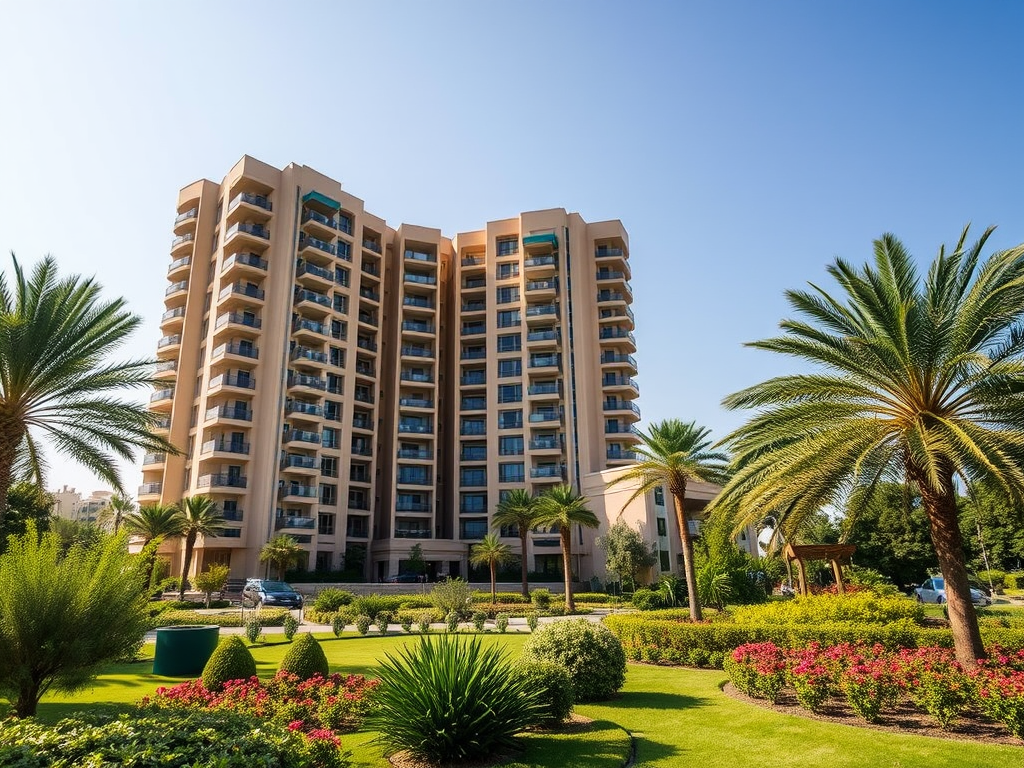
[975,649,1024,738]
[897,647,974,727]
[840,654,903,723]
[144,670,379,734]
[786,643,834,712]
[725,643,787,702]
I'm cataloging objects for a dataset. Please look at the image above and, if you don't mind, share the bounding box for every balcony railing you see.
[601,353,638,367]
[202,440,250,455]
[291,346,328,364]
[527,330,559,343]
[279,483,318,498]
[597,291,627,302]
[296,261,334,281]
[405,273,436,286]
[529,356,560,369]
[293,318,327,336]
[397,448,432,459]
[220,282,265,301]
[607,448,638,461]
[206,405,252,421]
[362,239,382,253]
[138,482,162,495]
[226,222,270,240]
[222,508,244,522]
[150,388,174,402]
[461,373,486,386]
[404,250,436,263]
[154,360,177,374]
[302,209,337,229]
[161,307,186,322]
[168,256,191,273]
[460,449,487,461]
[213,342,258,359]
[286,401,324,417]
[397,474,432,485]
[157,334,181,348]
[400,397,433,409]
[400,372,434,383]
[404,296,434,309]
[197,473,248,489]
[351,417,373,430]
[395,501,432,513]
[222,252,268,272]
[216,312,262,331]
[599,327,636,342]
[174,208,198,224]
[283,429,321,444]
[209,373,256,390]
[398,422,433,434]
[461,349,486,360]
[299,235,336,256]
[529,437,562,450]
[394,529,431,539]
[463,279,486,290]
[529,412,561,423]
[524,255,556,268]
[357,338,378,352]
[359,288,381,302]
[461,325,486,336]
[531,466,564,479]
[526,304,558,317]
[142,453,165,465]
[603,376,641,392]
[287,372,326,390]
[351,444,373,456]
[229,192,272,212]
[402,321,435,334]
[171,233,194,249]
[461,398,486,410]
[604,401,641,415]
[276,515,317,530]
[460,422,486,435]
[354,390,375,404]
[461,301,486,312]
[165,280,188,296]
[526,279,558,292]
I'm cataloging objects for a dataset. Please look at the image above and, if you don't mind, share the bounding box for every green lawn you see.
[17,632,1023,768]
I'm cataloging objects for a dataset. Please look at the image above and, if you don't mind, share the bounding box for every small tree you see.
[491,489,540,600]
[406,543,426,577]
[535,485,601,613]
[176,495,224,600]
[193,563,231,608]
[3,483,53,544]
[0,528,150,717]
[597,520,657,592]
[260,535,305,579]
[470,533,513,604]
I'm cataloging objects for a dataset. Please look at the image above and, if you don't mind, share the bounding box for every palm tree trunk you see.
[670,487,703,621]
[561,527,575,613]
[912,466,985,667]
[0,420,22,531]
[490,561,497,604]
[519,529,530,599]
[178,532,196,601]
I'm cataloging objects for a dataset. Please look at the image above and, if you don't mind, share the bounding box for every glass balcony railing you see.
[601,353,638,367]
[526,304,558,317]
[396,501,432,513]
[165,280,188,296]
[607,448,638,461]
[400,397,434,409]
[213,342,258,360]
[215,312,262,330]
[404,296,434,309]
[220,282,265,301]
[603,376,640,392]
[229,192,272,212]
[138,482,162,495]
[398,422,434,434]
[359,288,381,302]
[174,208,198,224]
[397,474,432,485]
[463,279,486,290]
[460,449,487,461]
[202,440,250,455]
[526,279,558,292]
[157,334,181,348]
[461,373,486,386]
[461,325,486,336]
[357,338,378,352]
[142,452,165,465]
[524,255,556,268]
[404,250,437,263]
[362,239,382,253]
[595,247,624,258]
[394,528,431,539]
[206,405,252,421]
[529,412,561,423]
[296,261,334,281]
[604,401,641,415]
[171,233,194,249]
[461,349,486,360]
[168,256,191,273]
[461,301,486,312]
[597,291,627,302]
[299,235,336,256]
[402,321,435,334]
[154,360,177,374]
[400,372,434,383]
[287,372,326,390]
[529,437,562,450]
[294,289,331,308]
[222,252,268,272]
[150,388,174,402]
[276,515,317,529]
[290,346,328,364]
[161,307,186,322]
[292,318,327,336]
[302,209,337,229]
[405,273,437,285]
[529,356,560,368]
[461,398,486,410]
[283,429,321,444]
[397,448,432,459]
[209,373,255,390]
[401,346,433,358]
[226,222,270,240]
[531,466,564,479]
[286,401,323,417]
[197,473,248,489]
[527,330,559,343]
[460,422,486,436]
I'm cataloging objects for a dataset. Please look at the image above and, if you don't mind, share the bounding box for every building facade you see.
[142,155,642,582]
[51,486,112,524]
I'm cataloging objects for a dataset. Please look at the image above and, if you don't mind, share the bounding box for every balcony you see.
[173,207,198,230]
[460,448,487,462]
[346,521,369,538]
[604,400,641,417]
[287,372,326,392]
[597,290,628,305]
[405,273,437,287]
[361,262,380,277]
[153,360,177,380]
[296,261,335,288]
[150,388,174,408]
[463,278,487,290]
[197,473,248,490]
[525,278,558,298]
[151,416,171,433]
[359,287,381,303]
[528,355,560,370]
[402,320,435,335]
[290,346,328,367]
[165,280,188,299]
[167,256,191,279]
[222,508,244,522]
[529,437,562,451]
[523,254,557,271]
[214,312,262,337]
[357,337,378,353]
[397,473,432,486]
[461,348,486,360]
[357,312,378,328]
[403,295,434,311]
[461,300,486,314]
[603,376,641,395]
[601,352,638,369]
[160,306,186,329]
[229,191,272,214]
[362,239,382,254]
[298,235,336,263]
[399,397,434,409]
[525,304,558,320]
[157,334,181,351]
[460,422,486,436]
[599,327,636,347]
[461,324,486,336]
[461,255,484,268]
[526,329,559,347]
[607,448,638,462]
[396,501,432,513]
[351,416,374,431]
[201,439,251,457]
[142,452,166,467]
[225,222,270,245]
[529,411,561,424]
[351,444,373,457]
[531,466,564,480]
[460,372,486,386]
[138,482,162,497]
[286,401,324,419]
[460,397,486,411]
[301,208,338,236]
[355,362,376,377]
[605,423,643,437]
[276,515,317,530]
[292,317,328,339]
[595,247,624,259]
[400,372,434,384]
[283,429,321,446]
[397,447,432,460]
[208,373,256,393]
[219,282,265,304]
[394,528,431,539]
[294,288,332,313]
[401,346,433,359]
[222,252,268,278]
[212,342,258,361]
[398,422,433,435]
[205,405,253,423]
[404,249,436,263]
[170,233,194,254]
[354,389,375,404]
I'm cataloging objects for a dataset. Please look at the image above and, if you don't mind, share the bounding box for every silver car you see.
[915,576,991,606]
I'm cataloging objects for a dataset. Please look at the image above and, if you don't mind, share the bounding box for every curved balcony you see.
[142,452,166,470]
[294,288,332,316]
[156,334,182,357]
[595,246,628,270]
[287,371,327,393]
[218,282,265,307]
[211,341,258,364]
[150,416,171,435]
[208,372,256,395]
[173,207,198,234]
[603,400,641,418]
[598,327,636,352]
[603,375,640,396]
[298,234,337,265]
[221,252,268,280]
[167,255,191,279]
[225,222,270,248]
[282,428,321,447]
[301,208,338,239]
[227,192,272,220]
[213,312,261,339]
[405,272,437,289]
[296,260,335,290]
[153,360,177,381]
[290,346,328,369]
[597,290,628,307]
[600,352,638,371]
[138,482,162,499]
[285,401,324,422]
[160,306,186,331]
[276,514,317,530]
[170,233,194,255]
[165,280,189,304]
[149,388,175,411]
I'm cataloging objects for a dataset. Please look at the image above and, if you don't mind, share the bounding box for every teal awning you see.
[523,233,558,247]
[302,191,341,210]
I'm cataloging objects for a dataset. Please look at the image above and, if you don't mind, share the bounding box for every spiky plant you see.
[369,634,543,763]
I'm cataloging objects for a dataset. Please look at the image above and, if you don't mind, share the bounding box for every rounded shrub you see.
[278,633,330,680]
[369,635,543,763]
[282,614,300,641]
[472,611,487,632]
[331,612,348,637]
[375,610,394,635]
[312,588,355,613]
[512,659,574,725]
[522,620,627,702]
[531,588,552,610]
[631,588,664,611]
[201,637,257,692]
[495,613,510,633]
[355,614,372,636]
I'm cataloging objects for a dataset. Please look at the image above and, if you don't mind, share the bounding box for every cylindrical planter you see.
[152,625,220,676]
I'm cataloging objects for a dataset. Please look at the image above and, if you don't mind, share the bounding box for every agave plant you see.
[369,634,543,763]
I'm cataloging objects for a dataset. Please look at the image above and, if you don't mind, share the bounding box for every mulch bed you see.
[722,682,1020,746]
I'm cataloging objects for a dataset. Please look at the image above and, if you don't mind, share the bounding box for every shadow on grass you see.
[507,719,633,768]
[612,690,708,711]
[19,701,137,724]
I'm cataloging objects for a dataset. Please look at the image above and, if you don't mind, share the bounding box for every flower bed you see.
[725,640,1024,737]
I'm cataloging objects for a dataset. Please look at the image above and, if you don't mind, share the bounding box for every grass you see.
[14,631,1024,768]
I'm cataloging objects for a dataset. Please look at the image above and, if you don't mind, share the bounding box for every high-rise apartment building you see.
[141,155,642,583]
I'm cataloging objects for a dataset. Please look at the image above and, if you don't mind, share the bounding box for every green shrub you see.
[531,588,552,610]
[430,578,474,619]
[202,637,257,691]
[416,611,433,633]
[355,615,371,635]
[332,613,347,637]
[496,613,510,633]
[473,591,529,605]
[472,611,487,632]
[149,608,291,629]
[351,594,403,620]
[164,599,231,610]
[0,709,349,768]
[631,588,664,611]
[1005,572,1024,590]
[283,615,300,641]
[369,635,543,763]
[401,617,414,633]
[445,611,460,633]
[573,592,613,604]
[278,633,330,680]
[512,659,574,725]
[375,611,394,635]
[244,617,262,644]
[313,588,355,613]
[396,597,434,610]
[731,592,923,625]
[977,570,1007,590]
[522,620,627,702]
[526,612,539,632]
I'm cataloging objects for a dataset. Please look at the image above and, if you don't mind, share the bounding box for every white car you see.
[915,576,991,606]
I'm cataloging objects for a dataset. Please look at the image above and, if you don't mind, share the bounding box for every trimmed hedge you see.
[279,634,330,679]
[603,614,1024,669]
[730,593,923,625]
[149,608,291,628]
[202,637,257,691]
[1005,572,1024,590]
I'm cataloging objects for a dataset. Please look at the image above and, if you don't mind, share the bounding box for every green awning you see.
[523,233,558,247]
[302,191,341,210]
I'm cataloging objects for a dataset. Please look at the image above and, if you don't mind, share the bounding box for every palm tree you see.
[0,255,174,532]
[176,495,224,601]
[535,484,600,612]
[260,534,306,579]
[491,489,541,599]
[98,493,135,534]
[607,420,730,622]
[712,226,1024,667]
[123,503,184,588]
[470,533,513,604]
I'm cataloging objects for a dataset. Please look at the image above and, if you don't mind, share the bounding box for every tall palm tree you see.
[712,226,1024,667]
[176,495,224,601]
[123,503,184,589]
[470,533,513,604]
[260,534,306,579]
[535,484,600,613]
[98,493,135,534]
[491,488,541,599]
[607,420,730,622]
[0,255,175,532]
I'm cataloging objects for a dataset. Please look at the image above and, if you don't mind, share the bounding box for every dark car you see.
[384,573,422,583]
[242,579,304,609]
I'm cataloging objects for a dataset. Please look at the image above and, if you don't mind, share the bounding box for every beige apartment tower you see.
[142,155,642,583]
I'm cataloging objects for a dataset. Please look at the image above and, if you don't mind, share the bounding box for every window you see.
[657,518,667,536]
[460,492,487,513]
[333,294,348,314]
[348,489,369,509]
[460,468,487,487]
[499,523,519,537]
[497,238,519,256]
[498,409,523,429]
[497,262,520,279]
[461,418,486,435]
[320,484,337,506]
[318,513,336,536]
[324,400,341,421]
[654,487,665,506]
[498,359,522,378]
[349,462,369,482]
[321,456,338,477]
[497,333,521,353]
[398,466,430,484]
[460,518,489,539]
[331,319,346,340]
[327,374,343,395]
[660,550,671,571]
[330,347,345,367]
[497,383,522,403]
[497,310,521,328]
[499,436,524,456]
[496,286,519,304]
[337,239,351,259]
[315,551,333,571]
[322,427,339,449]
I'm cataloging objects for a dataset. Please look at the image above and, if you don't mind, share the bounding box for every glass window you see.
[460,518,489,539]
[497,333,521,353]
[499,435,524,456]
[460,468,487,487]
[499,463,525,483]
[497,238,519,256]
[497,383,522,403]
[498,359,522,378]
[498,409,523,429]
[496,286,519,304]
[322,427,338,449]
[654,487,665,506]
[657,518,667,536]
[497,310,521,328]
[318,513,336,535]
[460,492,487,513]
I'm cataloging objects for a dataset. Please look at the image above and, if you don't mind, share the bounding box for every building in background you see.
[51,486,112,524]
[141,155,643,583]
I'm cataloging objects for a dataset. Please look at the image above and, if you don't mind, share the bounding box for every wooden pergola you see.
[782,543,857,596]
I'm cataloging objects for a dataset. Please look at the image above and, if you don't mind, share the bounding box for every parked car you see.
[914,576,992,606]
[241,579,304,609]
[384,573,422,583]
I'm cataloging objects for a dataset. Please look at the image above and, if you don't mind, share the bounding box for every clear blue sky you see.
[1,1,1021,495]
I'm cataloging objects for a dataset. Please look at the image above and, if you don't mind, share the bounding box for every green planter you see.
[153,625,220,676]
